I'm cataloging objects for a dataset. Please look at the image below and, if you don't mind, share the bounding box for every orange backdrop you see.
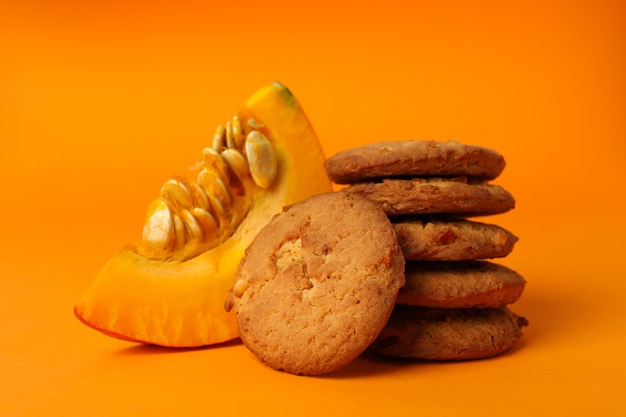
[1,0,625,416]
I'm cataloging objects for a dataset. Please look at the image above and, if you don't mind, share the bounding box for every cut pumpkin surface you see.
[74,82,331,347]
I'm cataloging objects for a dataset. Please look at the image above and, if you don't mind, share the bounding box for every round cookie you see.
[324,140,506,184]
[397,261,526,308]
[370,306,528,360]
[224,191,405,375]
[344,177,515,216]
[392,217,519,261]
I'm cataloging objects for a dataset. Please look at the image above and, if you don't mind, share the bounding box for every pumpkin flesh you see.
[74,82,331,347]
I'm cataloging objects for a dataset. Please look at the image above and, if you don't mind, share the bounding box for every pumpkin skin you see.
[74,82,331,347]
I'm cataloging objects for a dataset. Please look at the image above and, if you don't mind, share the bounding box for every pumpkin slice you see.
[74,82,331,347]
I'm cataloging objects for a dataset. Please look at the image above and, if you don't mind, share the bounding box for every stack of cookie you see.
[324,140,528,360]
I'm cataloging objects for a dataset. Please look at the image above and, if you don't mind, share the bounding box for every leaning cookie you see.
[370,306,528,360]
[344,177,515,216]
[324,140,506,184]
[397,261,526,308]
[392,217,518,261]
[225,192,405,376]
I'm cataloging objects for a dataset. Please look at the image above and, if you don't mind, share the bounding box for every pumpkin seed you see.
[172,214,185,250]
[142,199,174,249]
[232,116,245,149]
[245,130,277,189]
[202,147,231,181]
[221,148,249,181]
[191,207,218,238]
[225,121,235,150]
[180,209,203,241]
[215,176,231,206]
[247,117,264,130]
[188,182,211,212]
[197,167,231,215]
[212,125,225,151]
[159,179,193,209]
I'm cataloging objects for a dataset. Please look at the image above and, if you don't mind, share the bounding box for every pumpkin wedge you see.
[74,82,331,347]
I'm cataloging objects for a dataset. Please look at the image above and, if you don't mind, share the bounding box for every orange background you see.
[1,0,625,415]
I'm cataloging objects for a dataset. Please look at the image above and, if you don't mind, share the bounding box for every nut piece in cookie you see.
[225,192,406,376]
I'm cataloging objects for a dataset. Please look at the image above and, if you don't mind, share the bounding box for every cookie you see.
[370,306,528,360]
[224,192,405,376]
[344,177,515,216]
[392,217,518,261]
[324,140,506,184]
[397,261,526,308]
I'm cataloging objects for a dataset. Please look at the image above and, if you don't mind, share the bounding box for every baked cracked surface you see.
[392,217,518,261]
[225,192,405,375]
[344,177,515,216]
[324,140,505,184]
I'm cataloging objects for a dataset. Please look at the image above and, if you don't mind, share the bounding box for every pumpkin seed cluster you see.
[140,116,277,260]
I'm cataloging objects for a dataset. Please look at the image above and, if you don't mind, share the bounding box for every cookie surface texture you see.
[324,140,506,184]
[397,261,526,308]
[344,178,515,216]
[392,217,519,261]
[226,192,406,376]
[370,306,528,360]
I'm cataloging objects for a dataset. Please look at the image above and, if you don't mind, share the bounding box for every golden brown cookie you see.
[225,192,405,375]
[324,140,506,184]
[344,177,515,216]
[392,217,519,261]
[370,306,528,360]
[397,261,526,308]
